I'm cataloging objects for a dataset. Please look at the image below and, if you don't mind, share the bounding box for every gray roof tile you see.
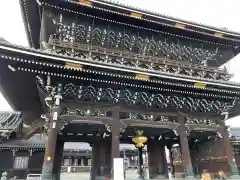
[231,127,240,138]
[0,134,140,150]
[0,111,23,142]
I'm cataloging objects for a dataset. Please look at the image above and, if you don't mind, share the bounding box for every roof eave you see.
[19,0,41,49]
[0,42,238,91]
[19,0,33,48]
[90,0,240,38]
[1,43,240,90]
[0,69,19,111]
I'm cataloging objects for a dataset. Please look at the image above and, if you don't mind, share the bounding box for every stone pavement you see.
[60,170,146,180]
[60,170,203,180]
[60,172,90,180]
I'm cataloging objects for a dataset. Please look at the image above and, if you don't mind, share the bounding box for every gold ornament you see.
[132,130,148,148]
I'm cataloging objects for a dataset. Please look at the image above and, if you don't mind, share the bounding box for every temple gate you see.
[0,0,240,179]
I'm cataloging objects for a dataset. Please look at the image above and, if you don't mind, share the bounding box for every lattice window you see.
[13,156,29,169]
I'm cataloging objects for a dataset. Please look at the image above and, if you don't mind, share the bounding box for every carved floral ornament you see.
[3,53,237,96]
[126,113,178,123]
[39,10,231,82]
[43,1,237,46]
[47,38,231,82]
[36,76,236,114]
[51,12,223,65]
[44,16,231,81]
[196,156,228,161]
[61,108,108,117]
[61,108,175,122]
[52,22,221,64]
[171,117,226,137]
[185,116,217,126]
[42,103,228,136]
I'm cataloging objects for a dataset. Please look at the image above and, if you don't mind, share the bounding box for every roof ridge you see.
[0,37,28,49]
[93,0,240,35]
[0,38,9,44]
[0,110,21,115]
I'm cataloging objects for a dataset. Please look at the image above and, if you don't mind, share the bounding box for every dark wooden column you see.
[90,143,95,180]
[53,139,64,180]
[147,142,157,179]
[105,140,112,176]
[91,140,109,180]
[41,106,60,180]
[147,141,167,179]
[220,122,240,177]
[111,108,120,178]
[158,144,166,177]
[178,115,194,178]
[111,109,120,160]
[91,142,100,180]
[98,141,106,179]
[190,148,200,177]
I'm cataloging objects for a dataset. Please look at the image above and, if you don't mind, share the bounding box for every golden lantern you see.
[132,130,148,148]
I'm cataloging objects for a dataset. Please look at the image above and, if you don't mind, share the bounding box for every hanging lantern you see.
[132,130,148,148]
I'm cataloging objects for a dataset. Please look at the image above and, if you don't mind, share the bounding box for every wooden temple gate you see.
[0,0,240,179]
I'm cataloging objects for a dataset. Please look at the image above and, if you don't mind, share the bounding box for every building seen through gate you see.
[1,0,240,179]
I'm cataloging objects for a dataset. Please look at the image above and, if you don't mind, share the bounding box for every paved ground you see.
[60,170,201,180]
[61,172,90,180]
[60,170,143,180]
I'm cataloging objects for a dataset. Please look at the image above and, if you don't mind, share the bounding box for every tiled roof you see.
[0,111,22,128]
[64,142,90,150]
[19,0,240,49]
[1,37,240,90]
[0,134,141,150]
[0,38,8,43]
[0,111,23,142]
[1,128,240,149]
[0,134,45,149]
[64,142,141,151]
[230,127,240,138]
[88,0,240,35]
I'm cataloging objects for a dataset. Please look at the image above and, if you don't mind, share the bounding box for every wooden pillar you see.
[111,109,120,159]
[111,108,120,179]
[41,106,60,180]
[158,145,166,176]
[220,123,240,178]
[178,115,194,179]
[90,144,94,179]
[74,158,78,166]
[91,142,100,180]
[68,154,72,166]
[90,140,108,180]
[105,140,112,176]
[147,141,166,179]
[147,142,157,179]
[53,139,64,180]
[190,148,200,177]
[98,141,106,178]
[90,142,98,180]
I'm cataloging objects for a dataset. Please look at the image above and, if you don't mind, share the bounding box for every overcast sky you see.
[0,0,240,126]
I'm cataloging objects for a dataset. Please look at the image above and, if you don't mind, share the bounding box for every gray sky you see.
[0,0,240,126]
